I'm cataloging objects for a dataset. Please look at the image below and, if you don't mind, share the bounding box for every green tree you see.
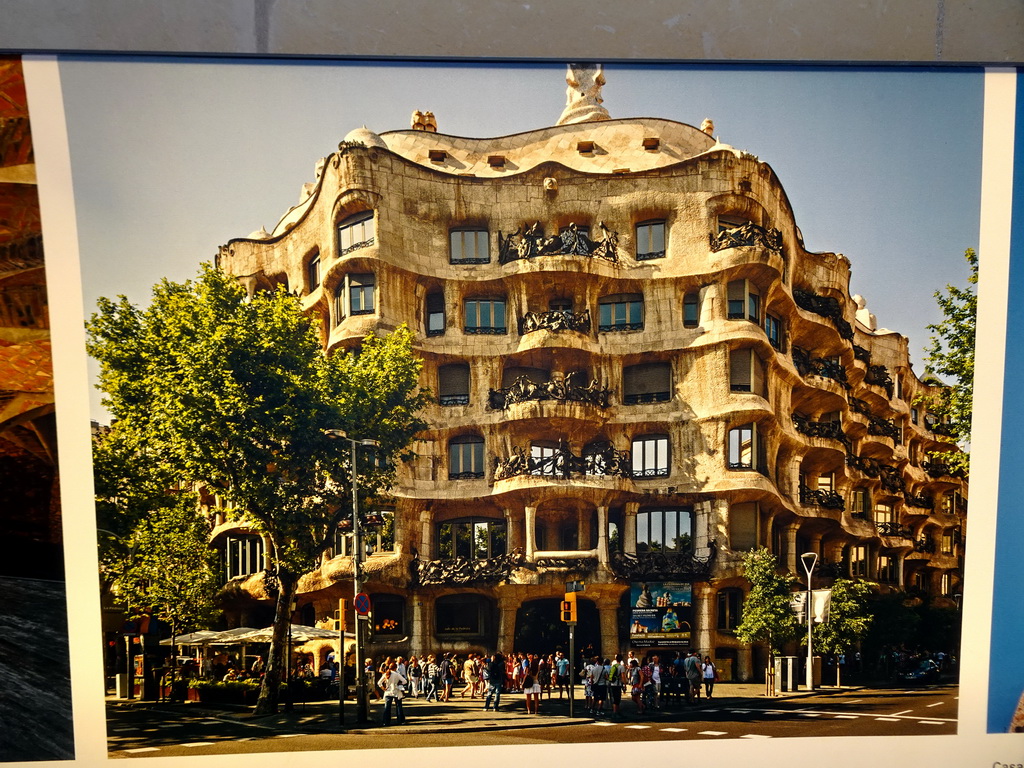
[803,578,872,686]
[921,247,977,472]
[87,264,428,714]
[735,548,800,680]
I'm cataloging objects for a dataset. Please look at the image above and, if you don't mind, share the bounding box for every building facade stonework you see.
[215,66,967,681]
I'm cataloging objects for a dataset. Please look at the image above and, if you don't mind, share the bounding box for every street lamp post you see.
[800,552,818,691]
[324,429,380,725]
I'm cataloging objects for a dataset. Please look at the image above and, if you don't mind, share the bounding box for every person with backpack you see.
[590,656,608,716]
[607,654,624,719]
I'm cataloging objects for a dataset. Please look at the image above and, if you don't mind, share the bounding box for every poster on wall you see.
[630,581,692,648]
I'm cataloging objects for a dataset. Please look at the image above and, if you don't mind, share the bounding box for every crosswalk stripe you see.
[698,730,727,736]
[182,742,214,748]
[926,702,944,707]
[123,747,160,753]
[798,713,821,717]
[740,734,771,739]
[624,725,651,729]
[275,733,303,738]
[875,717,900,722]
[918,720,945,725]
[834,715,858,719]
[592,721,617,727]
[660,728,686,732]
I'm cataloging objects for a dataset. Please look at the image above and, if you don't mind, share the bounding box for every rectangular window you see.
[941,530,955,555]
[850,544,869,577]
[683,292,700,328]
[726,279,760,323]
[225,535,264,581]
[623,361,671,404]
[941,572,953,596]
[911,407,919,425]
[729,501,759,551]
[464,298,507,334]
[307,253,321,291]
[851,488,870,518]
[636,507,692,552]
[729,348,766,396]
[449,438,485,479]
[874,502,894,527]
[438,363,470,406]
[631,434,670,478]
[765,314,783,350]
[598,293,644,332]
[348,273,375,314]
[339,212,375,254]
[878,555,898,584]
[728,423,764,472]
[717,589,743,632]
[636,220,666,260]
[450,229,490,263]
[426,292,445,336]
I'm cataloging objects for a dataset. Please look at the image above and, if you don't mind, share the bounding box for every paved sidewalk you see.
[108,681,867,737]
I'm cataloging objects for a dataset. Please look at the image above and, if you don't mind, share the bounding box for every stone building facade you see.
[215,65,967,681]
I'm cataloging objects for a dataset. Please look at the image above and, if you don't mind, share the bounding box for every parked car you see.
[897,659,941,685]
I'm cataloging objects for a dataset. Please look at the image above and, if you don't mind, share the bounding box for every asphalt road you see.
[107,684,958,757]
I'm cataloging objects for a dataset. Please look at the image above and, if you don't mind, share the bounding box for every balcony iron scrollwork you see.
[922,458,967,479]
[866,414,901,441]
[864,365,895,398]
[610,545,716,582]
[847,453,883,477]
[488,372,610,410]
[876,521,912,538]
[880,465,906,494]
[498,221,619,264]
[708,222,783,253]
[904,493,932,510]
[849,397,871,416]
[519,308,591,335]
[853,344,871,363]
[412,550,525,586]
[914,537,937,554]
[494,441,631,481]
[792,347,849,388]
[930,422,956,438]
[799,484,846,511]
[791,412,851,449]
[792,289,854,340]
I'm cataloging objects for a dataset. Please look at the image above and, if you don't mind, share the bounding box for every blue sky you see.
[56,59,983,422]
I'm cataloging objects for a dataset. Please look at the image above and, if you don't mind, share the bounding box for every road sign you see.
[354,592,371,615]
[565,580,585,593]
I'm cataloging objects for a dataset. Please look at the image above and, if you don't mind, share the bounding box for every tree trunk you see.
[254,573,294,715]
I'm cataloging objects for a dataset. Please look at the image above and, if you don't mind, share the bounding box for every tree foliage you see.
[734,548,799,656]
[804,578,872,685]
[921,247,977,470]
[87,264,429,713]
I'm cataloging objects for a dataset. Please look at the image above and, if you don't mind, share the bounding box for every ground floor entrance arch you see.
[513,597,602,660]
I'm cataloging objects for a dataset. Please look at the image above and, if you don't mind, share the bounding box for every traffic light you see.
[561,592,577,623]
[334,598,347,632]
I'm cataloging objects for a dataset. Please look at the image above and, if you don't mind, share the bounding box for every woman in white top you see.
[377,662,408,726]
[701,655,717,699]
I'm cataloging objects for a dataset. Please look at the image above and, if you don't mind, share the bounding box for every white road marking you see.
[918,720,945,725]
[123,748,160,753]
[926,702,944,707]
[892,710,913,716]
[660,728,686,732]
[834,715,858,719]
[624,725,651,729]
[275,733,303,738]
[593,721,617,727]
[846,699,863,704]
[182,742,214,748]
[740,734,772,739]
[729,709,750,713]
[698,730,727,736]
[798,713,821,717]
[875,717,900,722]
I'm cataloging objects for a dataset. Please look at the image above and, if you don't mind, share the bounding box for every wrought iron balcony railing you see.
[880,466,906,494]
[922,459,967,479]
[866,414,901,441]
[791,412,850,448]
[914,537,937,554]
[876,521,912,538]
[533,556,599,570]
[792,347,849,388]
[904,493,932,510]
[519,308,591,335]
[864,364,895,398]
[853,344,871,363]
[846,453,883,477]
[488,373,611,410]
[493,442,631,481]
[610,547,716,582]
[498,221,619,264]
[708,222,783,253]
[792,289,854,340]
[799,484,846,511]
[412,550,525,586]
[439,394,470,406]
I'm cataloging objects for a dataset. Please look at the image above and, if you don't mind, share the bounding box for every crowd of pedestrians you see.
[361,649,720,725]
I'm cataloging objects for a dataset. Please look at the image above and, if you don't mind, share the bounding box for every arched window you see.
[449,435,485,479]
[334,273,376,323]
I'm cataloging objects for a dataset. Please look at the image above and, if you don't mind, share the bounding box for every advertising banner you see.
[629,581,692,648]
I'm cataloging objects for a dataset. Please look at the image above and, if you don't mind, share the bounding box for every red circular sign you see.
[354,593,371,615]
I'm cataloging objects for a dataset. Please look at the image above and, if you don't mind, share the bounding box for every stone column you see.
[737,646,753,683]
[693,582,714,653]
[785,524,799,575]
[897,552,905,589]
[411,595,427,653]
[496,592,519,653]
[711,499,730,553]
[525,506,537,559]
[596,506,609,565]
[624,502,639,555]
[598,598,619,657]
[504,507,521,551]
[419,510,432,559]
[577,512,588,551]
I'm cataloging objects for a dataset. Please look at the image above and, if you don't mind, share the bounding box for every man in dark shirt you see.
[484,653,506,711]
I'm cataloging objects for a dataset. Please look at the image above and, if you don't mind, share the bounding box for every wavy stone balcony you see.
[792,412,851,450]
[708,222,783,254]
[863,365,895,398]
[610,547,716,582]
[792,289,854,341]
[792,347,849,390]
[876,521,913,539]
[498,222,619,264]
[922,458,968,480]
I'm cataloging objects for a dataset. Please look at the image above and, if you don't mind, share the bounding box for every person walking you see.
[590,657,608,716]
[523,655,541,714]
[377,662,407,726]
[683,651,702,703]
[407,656,422,698]
[701,655,717,699]
[627,658,645,715]
[607,655,624,719]
[483,652,506,711]
[423,654,440,702]
[555,651,570,699]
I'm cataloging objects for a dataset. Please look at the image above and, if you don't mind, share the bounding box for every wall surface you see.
[0,0,1021,63]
